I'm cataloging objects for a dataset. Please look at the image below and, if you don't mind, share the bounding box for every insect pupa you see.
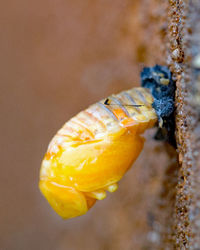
[39,65,175,219]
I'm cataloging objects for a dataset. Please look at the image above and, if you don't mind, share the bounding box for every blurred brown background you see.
[0,1,174,249]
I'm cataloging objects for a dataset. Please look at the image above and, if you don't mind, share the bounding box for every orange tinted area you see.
[112,108,127,120]
[39,180,93,219]
[120,117,137,127]
[45,144,63,161]
[112,109,138,128]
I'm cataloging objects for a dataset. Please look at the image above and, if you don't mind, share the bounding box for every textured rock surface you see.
[168,0,200,248]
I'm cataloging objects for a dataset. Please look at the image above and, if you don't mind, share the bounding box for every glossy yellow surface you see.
[39,87,157,219]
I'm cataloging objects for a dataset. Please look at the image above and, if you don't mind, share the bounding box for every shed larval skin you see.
[39,87,157,219]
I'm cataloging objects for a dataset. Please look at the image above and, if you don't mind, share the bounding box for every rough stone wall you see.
[167,0,200,248]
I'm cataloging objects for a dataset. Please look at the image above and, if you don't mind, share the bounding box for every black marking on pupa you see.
[141,65,176,147]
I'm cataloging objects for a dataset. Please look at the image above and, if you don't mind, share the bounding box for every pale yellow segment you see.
[85,190,107,200]
[39,180,89,219]
[106,183,118,192]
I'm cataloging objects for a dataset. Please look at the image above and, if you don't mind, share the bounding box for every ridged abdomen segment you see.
[97,87,158,133]
[56,87,157,143]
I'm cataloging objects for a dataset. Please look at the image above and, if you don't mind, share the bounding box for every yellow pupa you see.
[39,87,157,219]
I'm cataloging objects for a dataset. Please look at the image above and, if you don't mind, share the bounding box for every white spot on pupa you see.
[57,137,63,143]
[43,160,50,168]
[90,158,97,164]
[76,160,86,171]
[95,133,104,139]
[52,145,59,153]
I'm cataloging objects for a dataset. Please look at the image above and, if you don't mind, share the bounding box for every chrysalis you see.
[39,65,175,219]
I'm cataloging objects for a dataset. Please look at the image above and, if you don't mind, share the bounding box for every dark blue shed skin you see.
[141,65,176,147]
